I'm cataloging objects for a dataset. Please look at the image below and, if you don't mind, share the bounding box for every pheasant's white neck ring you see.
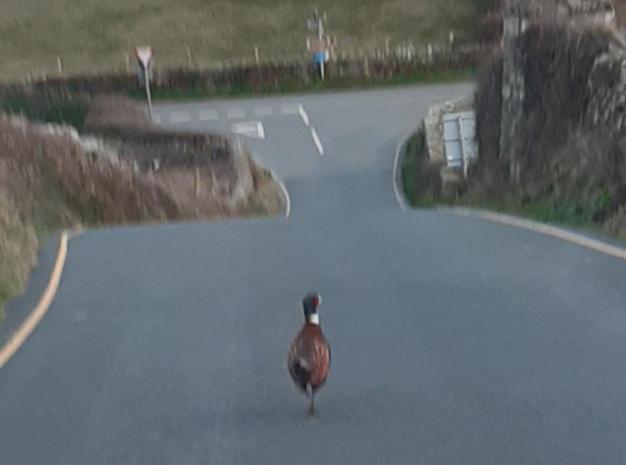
[307,314,320,325]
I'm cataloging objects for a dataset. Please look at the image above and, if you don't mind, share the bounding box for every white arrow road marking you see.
[199,109,218,121]
[231,121,266,140]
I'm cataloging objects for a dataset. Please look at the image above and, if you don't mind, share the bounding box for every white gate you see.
[443,111,478,175]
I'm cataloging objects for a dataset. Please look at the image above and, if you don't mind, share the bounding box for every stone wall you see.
[499,0,618,182]
[424,97,474,164]
[0,43,485,102]
[85,127,255,205]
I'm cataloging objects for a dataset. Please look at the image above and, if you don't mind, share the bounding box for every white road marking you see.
[256,121,266,140]
[254,106,273,117]
[281,104,300,115]
[276,174,291,218]
[310,127,324,156]
[226,108,246,119]
[393,131,412,211]
[231,121,266,140]
[449,208,626,262]
[169,111,192,123]
[298,104,310,127]
[198,109,218,121]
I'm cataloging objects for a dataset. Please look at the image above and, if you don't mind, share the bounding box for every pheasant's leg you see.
[309,390,315,416]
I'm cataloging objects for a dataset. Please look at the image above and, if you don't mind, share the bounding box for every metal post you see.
[318,13,325,80]
[145,67,153,121]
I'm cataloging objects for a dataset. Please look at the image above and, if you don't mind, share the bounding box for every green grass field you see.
[0,0,493,81]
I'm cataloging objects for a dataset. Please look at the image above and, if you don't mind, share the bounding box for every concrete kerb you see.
[245,149,291,218]
[393,129,416,211]
[273,170,291,218]
[0,229,79,370]
[446,207,626,262]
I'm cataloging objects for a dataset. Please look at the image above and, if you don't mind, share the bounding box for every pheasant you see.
[287,293,331,416]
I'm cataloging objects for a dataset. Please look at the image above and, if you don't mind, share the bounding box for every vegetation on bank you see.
[401,128,626,243]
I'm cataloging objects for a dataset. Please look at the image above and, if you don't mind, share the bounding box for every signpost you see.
[135,46,154,121]
[306,9,328,80]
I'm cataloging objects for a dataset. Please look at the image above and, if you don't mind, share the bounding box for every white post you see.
[254,45,260,66]
[318,15,325,80]
[56,56,63,75]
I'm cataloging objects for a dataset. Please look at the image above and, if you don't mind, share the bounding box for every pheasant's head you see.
[302,293,322,325]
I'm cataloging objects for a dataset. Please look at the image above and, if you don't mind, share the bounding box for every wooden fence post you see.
[186,46,194,68]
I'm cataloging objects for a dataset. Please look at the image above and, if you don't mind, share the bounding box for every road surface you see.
[2,84,626,464]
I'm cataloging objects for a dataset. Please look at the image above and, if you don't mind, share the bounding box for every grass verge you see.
[400,127,626,244]
[0,0,496,81]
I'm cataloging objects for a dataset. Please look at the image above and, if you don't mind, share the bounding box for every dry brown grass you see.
[0,112,285,315]
[0,114,188,314]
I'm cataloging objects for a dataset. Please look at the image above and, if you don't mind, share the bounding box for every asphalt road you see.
[3,84,626,465]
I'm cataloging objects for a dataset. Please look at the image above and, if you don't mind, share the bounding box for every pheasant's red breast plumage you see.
[288,323,331,391]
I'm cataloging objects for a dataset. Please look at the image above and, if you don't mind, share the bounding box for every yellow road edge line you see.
[0,229,75,370]
[447,208,626,262]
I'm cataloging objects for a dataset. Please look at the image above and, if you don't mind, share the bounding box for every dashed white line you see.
[298,104,310,127]
[226,108,246,119]
[310,127,324,156]
[256,121,266,140]
[281,104,300,115]
[199,109,218,121]
[169,111,192,123]
[254,106,273,117]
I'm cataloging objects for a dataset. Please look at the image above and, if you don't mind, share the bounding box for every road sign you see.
[314,51,328,64]
[135,46,153,69]
[134,46,154,121]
